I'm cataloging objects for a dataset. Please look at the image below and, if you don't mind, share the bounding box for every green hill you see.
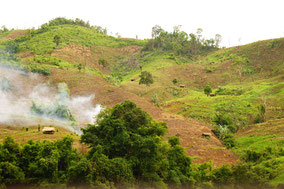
[0,18,283,187]
[16,25,146,55]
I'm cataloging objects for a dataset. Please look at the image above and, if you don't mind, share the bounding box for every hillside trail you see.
[51,68,239,167]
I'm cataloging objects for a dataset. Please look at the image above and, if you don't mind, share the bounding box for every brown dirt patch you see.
[51,44,142,75]
[0,30,27,40]
[236,118,284,137]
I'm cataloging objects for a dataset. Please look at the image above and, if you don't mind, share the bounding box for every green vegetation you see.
[144,26,220,57]
[139,71,154,87]
[16,24,146,55]
[0,44,51,75]
[0,17,283,188]
[81,101,194,188]
[98,58,109,67]
[53,34,61,47]
[203,85,212,96]
[30,83,76,122]
[41,17,92,29]
[1,101,282,188]
[233,118,284,186]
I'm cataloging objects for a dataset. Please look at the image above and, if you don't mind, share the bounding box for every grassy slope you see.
[118,38,284,179]
[235,118,284,185]
[18,25,147,55]
[119,38,284,124]
[0,124,87,153]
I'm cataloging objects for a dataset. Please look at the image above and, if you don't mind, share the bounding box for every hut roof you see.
[42,127,56,132]
[202,133,212,136]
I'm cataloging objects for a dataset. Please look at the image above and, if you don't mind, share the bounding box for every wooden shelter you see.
[179,84,186,88]
[202,133,212,138]
[42,127,56,134]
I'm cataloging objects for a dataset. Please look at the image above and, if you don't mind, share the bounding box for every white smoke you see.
[0,65,102,134]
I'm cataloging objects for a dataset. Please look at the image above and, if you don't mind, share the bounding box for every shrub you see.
[254,105,266,123]
[151,93,160,107]
[222,134,236,149]
[98,58,109,67]
[203,85,212,96]
[212,165,233,186]
[0,162,25,185]
[216,86,243,96]
[22,63,51,76]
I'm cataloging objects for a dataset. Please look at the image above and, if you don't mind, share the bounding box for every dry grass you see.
[236,118,284,137]
[0,124,88,153]
[0,30,27,41]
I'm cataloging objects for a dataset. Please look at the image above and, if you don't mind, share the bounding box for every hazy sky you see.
[0,0,283,47]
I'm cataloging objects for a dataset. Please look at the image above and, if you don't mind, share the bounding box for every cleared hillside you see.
[1,22,283,170]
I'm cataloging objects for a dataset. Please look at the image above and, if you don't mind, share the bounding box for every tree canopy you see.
[204,85,212,96]
[139,71,154,87]
[0,100,280,188]
[81,100,194,187]
[145,25,222,57]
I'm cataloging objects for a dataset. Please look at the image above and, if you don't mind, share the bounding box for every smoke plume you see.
[0,65,102,134]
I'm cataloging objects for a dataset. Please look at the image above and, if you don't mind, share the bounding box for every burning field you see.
[0,65,102,134]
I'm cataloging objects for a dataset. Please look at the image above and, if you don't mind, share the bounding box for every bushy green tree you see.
[0,137,21,163]
[203,85,212,96]
[67,157,91,185]
[139,71,154,91]
[87,145,134,187]
[0,162,25,185]
[42,17,91,28]
[81,101,167,178]
[212,165,233,187]
[167,136,193,186]
[81,101,194,187]
[145,26,220,56]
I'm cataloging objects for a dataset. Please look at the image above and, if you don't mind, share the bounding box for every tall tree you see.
[81,101,167,181]
[81,101,194,187]
[151,25,163,39]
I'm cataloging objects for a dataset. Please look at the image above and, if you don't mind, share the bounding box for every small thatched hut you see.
[202,133,212,138]
[42,127,56,134]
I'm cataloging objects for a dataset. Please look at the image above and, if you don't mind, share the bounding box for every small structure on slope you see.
[202,133,212,138]
[179,84,186,88]
[42,127,56,134]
